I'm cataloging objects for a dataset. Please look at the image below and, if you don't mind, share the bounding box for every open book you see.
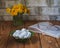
[28,22,60,38]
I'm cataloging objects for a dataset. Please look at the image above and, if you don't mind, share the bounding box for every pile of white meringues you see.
[13,28,31,39]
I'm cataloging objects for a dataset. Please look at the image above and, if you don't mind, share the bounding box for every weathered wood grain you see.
[25,34,41,48]
[0,21,60,48]
[40,34,59,48]
[0,21,11,48]
[56,38,60,48]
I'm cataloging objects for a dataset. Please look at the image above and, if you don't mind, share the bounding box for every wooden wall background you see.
[0,0,60,21]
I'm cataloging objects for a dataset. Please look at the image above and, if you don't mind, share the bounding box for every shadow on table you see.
[25,35,39,44]
[8,34,39,44]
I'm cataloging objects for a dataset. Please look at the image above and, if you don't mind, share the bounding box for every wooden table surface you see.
[0,21,60,48]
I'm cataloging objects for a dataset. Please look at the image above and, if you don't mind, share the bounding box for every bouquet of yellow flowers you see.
[6,3,30,26]
[6,3,30,16]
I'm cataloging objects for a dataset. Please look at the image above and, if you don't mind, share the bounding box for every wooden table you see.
[0,21,60,48]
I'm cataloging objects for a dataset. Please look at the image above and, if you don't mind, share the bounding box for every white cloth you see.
[28,22,60,38]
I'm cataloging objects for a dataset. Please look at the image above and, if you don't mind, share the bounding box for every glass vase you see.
[13,15,23,26]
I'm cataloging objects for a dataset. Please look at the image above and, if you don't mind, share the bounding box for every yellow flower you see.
[11,8,15,13]
[6,8,11,13]
[10,8,17,16]
[10,11,17,16]
[13,4,19,9]
[27,9,30,14]
[18,4,23,7]
[18,7,24,14]
[24,9,27,13]
[16,9,19,13]
[18,4,25,10]
[6,3,30,16]
[24,9,30,14]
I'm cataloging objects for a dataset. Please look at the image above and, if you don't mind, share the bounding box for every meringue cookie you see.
[24,32,31,38]
[15,30,21,33]
[18,31,28,39]
[21,28,26,32]
[13,32,19,38]
[13,30,21,38]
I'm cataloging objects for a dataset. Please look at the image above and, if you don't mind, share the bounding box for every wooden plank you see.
[7,23,38,48]
[7,22,25,48]
[56,38,60,48]
[40,34,59,48]
[7,37,19,48]
[0,21,60,48]
[7,22,18,48]
[24,21,41,48]
[16,23,25,48]
[0,21,11,48]
[24,21,39,28]
[0,21,2,38]
[24,39,31,48]
[0,21,11,35]
[0,34,8,48]
[25,34,41,48]
[18,41,25,48]
[0,31,8,48]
